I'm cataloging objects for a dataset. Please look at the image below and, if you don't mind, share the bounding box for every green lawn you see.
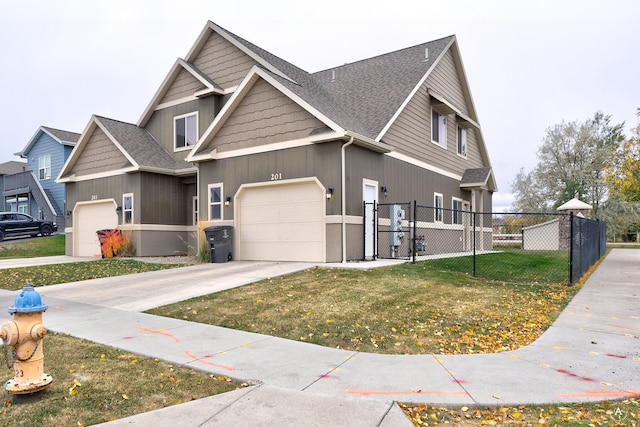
[149,252,583,355]
[0,234,65,258]
[0,259,189,291]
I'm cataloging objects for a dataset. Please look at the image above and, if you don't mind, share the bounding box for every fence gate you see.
[363,201,376,260]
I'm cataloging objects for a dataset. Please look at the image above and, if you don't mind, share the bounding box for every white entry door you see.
[363,180,378,260]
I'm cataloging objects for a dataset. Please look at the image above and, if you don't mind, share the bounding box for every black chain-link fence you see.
[366,202,606,285]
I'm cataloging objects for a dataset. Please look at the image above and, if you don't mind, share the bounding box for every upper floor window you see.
[431,109,447,148]
[434,192,444,222]
[123,193,133,224]
[457,126,467,158]
[208,183,223,220]
[174,112,198,151]
[38,155,51,180]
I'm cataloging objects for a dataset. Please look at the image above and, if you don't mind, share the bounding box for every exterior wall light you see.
[326,188,333,200]
[225,196,231,206]
[381,186,388,198]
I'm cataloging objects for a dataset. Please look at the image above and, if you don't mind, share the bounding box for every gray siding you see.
[198,142,342,220]
[139,173,194,225]
[208,79,326,153]
[66,173,193,227]
[343,145,473,217]
[72,127,131,176]
[65,175,129,225]
[159,67,205,105]
[192,31,257,89]
[145,97,219,161]
[383,49,485,176]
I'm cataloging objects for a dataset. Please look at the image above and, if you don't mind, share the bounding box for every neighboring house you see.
[58,21,496,261]
[0,161,28,211]
[3,127,79,229]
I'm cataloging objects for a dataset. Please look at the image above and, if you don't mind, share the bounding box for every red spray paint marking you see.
[453,379,467,384]
[606,353,628,359]
[556,369,595,382]
[134,326,180,343]
[185,350,233,371]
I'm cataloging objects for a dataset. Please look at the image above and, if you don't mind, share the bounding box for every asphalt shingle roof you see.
[221,22,454,140]
[42,127,81,145]
[461,167,492,185]
[95,116,191,172]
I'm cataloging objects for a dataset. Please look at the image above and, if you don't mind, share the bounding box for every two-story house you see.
[3,127,79,229]
[58,21,496,261]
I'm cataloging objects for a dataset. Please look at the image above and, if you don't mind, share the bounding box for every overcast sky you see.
[1,0,638,211]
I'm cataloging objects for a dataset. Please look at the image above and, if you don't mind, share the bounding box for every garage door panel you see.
[238,181,325,262]
[242,242,324,262]
[75,201,118,257]
[240,224,324,242]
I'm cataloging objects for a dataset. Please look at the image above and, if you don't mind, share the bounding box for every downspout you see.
[341,136,354,264]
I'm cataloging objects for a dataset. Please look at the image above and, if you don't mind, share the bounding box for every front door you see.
[363,180,378,260]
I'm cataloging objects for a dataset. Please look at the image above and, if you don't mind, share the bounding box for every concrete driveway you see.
[35,260,315,311]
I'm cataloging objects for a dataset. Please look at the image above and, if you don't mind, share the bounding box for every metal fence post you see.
[473,210,477,277]
[412,200,417,264]
[568,212,574,286]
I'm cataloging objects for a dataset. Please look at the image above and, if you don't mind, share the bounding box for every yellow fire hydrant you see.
[1,283,52,394]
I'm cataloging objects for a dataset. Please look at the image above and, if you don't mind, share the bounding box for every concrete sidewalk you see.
[0,250,638,426]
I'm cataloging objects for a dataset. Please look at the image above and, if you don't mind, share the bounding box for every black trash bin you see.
[203,226,233,263]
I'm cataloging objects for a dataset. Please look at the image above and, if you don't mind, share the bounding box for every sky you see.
[1,0,638,212]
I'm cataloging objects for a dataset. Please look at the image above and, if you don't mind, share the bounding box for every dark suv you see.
[0,212,57,242]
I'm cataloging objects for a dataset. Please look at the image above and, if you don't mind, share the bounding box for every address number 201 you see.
[270,173,282,181]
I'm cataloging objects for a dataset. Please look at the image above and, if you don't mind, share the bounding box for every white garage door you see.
[237,180,325,262]
[74,201,119,257]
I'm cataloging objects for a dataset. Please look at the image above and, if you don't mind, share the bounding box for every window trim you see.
[174,112,199,152]
[38,155,51,180]
[434,192,444,223]
[122,193,134,225]
[208,183,223,221]
[431,109,447,149]
[457,126,467,158]
[452,197,464,225]
[193,196,199,226]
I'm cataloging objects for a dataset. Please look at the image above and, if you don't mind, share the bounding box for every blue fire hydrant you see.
[0,284,53,394]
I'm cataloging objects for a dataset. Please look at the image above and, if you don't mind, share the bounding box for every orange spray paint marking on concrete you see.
[346,389,468,397]
[185,351,233,371]
[558,390,640,399]
[134,326,180,343]
[609,324,640,333]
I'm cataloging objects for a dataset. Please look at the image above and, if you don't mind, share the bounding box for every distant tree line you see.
[511,109,640,241]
